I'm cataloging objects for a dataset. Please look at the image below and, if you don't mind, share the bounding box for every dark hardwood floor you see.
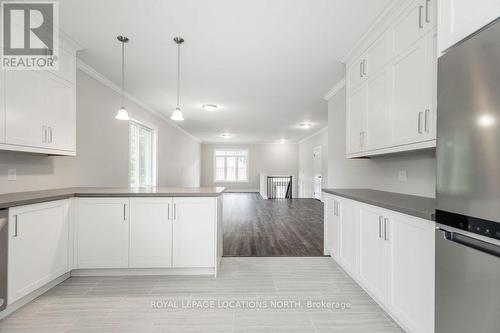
[223,193,324,257]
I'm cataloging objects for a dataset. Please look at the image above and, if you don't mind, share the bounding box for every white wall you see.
[298,129,328,198]
[327,86,436,198]
[0,69,201,194]
[201,143,298,196]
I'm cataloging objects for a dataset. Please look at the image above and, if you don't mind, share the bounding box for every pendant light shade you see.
[170,37,185,121]
[115,35,130,120]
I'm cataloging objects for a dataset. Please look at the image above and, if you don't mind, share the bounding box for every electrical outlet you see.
[398,170,408,182]
[8,169,17,181]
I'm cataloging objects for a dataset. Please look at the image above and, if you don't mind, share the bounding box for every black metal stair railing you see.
[267,176,293,199]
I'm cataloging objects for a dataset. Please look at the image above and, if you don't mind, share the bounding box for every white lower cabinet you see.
[324,197,341,258]
[324,193,435,333]
[8,200,70,304]
[172,197,216,268]
[76,198,130,269]
[129,198,172,268]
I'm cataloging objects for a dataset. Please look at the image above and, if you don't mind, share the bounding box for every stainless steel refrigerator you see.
[436,18,500,333]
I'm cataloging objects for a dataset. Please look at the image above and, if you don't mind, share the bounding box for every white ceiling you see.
[59,0,391,143]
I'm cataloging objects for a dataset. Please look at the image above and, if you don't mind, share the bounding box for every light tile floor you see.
[0,257,403,333]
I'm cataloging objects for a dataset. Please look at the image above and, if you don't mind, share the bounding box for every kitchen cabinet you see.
[8,200,69,304]
[391,33,434,146]
[172,197,216,268]
[324,197,340,258]
[344,0,437,158]
[323,193,435,333]
[389,213,435,333]
[76,198,130,269]
[338,200,359,276]
[358,207,390,303]
[129,198,172,268]
[0,67,5,143]
[438,0,500,55]
[0,42,77,155]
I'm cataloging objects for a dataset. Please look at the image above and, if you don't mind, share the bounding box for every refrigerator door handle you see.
[443,230,500,258]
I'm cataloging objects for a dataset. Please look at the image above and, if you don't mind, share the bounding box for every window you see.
[129,120,157,187]
[214,150,249,182]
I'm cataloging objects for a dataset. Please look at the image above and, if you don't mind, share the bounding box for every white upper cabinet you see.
[172,197,216,268]
[129,198,173,268]
[438,0,500,55]
[344,0,437,158]
[0,40,77,155]
[8,200,70,304]
[76,198,130,269]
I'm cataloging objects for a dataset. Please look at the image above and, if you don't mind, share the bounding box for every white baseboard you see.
[224,189,259,193]
[0,273,71,320]
[71,267,215,277]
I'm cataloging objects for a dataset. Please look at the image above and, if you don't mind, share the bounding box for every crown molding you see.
[323,78,346,101]
[76,59,201,143]
[297,127,328,145]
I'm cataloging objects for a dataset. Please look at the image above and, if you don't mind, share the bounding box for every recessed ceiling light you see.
[202,104,218,112]
[280,139,286,144]
[221,133,231,138]
[300,123,312,129]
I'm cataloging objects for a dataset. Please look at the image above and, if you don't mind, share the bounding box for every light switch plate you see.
[398,170,408,182]
[8,169,16,181]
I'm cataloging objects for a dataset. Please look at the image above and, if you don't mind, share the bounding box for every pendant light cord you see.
[176,41,181,109]
[121,40,125,106]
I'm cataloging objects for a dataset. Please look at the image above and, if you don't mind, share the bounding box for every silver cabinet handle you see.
[359,62,363,78]
[363,59,367,76]
[123,204,126,221]
[425,0,431,23]
[42,126,47,143]
[378,216,383,239]
[424,109,430,132]
[359,132,363,147]
[48,127,53,143]
[13,215,18,237]
[168,203,170,220]
[173,204,177,220]
[418,5,424,29]
[418,112,423,134]
[384,218,389,241]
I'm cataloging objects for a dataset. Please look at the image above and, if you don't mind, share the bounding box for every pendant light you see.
[115,35,130,120]
[170,37,185,121]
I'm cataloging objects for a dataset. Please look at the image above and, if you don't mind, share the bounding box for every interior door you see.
[172,197,216,268]
[5,71,44,147]
[347,85,365,154]
[313,146,322,200]
[8,201,69,304]
[77,198,129,268]
[44,74,76,152]
[129,198,172,268]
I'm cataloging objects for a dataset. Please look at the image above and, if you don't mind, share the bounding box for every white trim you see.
[213,148,249,183]
[347,140,436,158]
[323,77,346,100]
[297,127,328,145]
[225,189,259,193]
[76,59,201,143]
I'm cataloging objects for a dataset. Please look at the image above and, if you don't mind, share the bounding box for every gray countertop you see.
[0,187,226,209]
[322,188,436,221]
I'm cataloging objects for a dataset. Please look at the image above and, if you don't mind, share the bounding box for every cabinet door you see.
[389,214,435,333]
[5,70,45,147]
[358,207,388,303]
[325,197,340,258]
[393,0,434,55]
[347,56,365,91]
[346,85,365,154]
[0,67,4,143]
[391,35,433,146]
[8,200,69,304]
[438,0,500,55]
[77,198,129,269]
[129,198,172,268]
[338,200,359,275]
[365,30,393,76]
[172,197,216,268]
[365,68,392,150]
[44,74,76,152]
